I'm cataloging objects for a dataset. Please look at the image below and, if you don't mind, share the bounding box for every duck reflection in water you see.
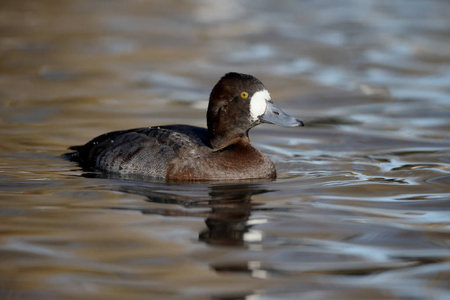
[106,180,272,247]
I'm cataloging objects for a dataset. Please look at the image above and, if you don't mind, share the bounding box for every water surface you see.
[1,1,450,299]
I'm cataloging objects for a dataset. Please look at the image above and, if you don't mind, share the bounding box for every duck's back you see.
[70,125,211,179]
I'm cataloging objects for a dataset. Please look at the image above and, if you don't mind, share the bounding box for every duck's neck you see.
[209,129,250,151]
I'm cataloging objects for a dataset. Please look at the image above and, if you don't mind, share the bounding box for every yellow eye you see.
[241,92,248,99]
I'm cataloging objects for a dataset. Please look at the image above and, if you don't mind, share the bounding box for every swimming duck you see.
[69,72,304,181]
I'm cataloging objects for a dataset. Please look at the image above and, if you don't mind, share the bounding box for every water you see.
[1,0,450,299]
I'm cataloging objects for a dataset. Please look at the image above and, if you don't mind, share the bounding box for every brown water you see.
[1,1,450,299]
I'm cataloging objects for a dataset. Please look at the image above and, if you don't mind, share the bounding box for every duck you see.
[68,72,304,181]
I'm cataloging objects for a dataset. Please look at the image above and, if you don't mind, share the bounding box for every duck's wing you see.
[67,125,210,178]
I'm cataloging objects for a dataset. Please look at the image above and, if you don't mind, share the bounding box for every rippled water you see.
[1,1,450,299]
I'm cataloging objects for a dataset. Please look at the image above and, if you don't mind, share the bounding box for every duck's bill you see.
[261,101,304,127]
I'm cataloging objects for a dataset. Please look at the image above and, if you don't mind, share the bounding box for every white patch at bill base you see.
[249,89,270,121]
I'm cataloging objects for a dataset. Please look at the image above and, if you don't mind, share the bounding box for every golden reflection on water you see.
[1,0,450,299]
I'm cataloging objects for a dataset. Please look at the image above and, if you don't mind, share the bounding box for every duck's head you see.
[207,72,304,150]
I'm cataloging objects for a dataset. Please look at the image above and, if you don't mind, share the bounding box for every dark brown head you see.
[207,72,304,150]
